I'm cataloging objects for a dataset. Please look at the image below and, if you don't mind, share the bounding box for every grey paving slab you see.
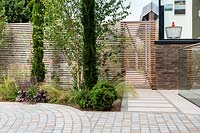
[159,90,200,114]
[127,89,200,114]
[0,98,200,133]
[128,103,174,107]
[127,89,180,113]
[87,112,200,132]
[128,107,178,112]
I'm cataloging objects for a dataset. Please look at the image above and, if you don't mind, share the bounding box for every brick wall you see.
[155,44,191,89]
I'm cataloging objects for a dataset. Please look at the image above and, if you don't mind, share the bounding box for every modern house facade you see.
[140,2,159,21]
[163,0,200,39]
[156,0,200,106]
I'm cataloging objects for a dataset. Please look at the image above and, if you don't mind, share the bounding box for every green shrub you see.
[0,77,18,101]
[71,89,91,109]
[28,85,37,98]
[90,81,117,111]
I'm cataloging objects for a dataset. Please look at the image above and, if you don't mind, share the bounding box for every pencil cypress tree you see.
[31,0,45,83]
[0,1,6,46]
[81,0,97,89]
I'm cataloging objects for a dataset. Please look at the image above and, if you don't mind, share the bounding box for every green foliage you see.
[95,0,130,81]
[28,85,37,98]
[90,81,117,111]
[0,1,6,46]
[81,0,98,89]
[31,0,45,83]
[95,0,130,39]
[44,0,83,89]
[43,0,130,89]
[42,84,70,104]
[0,77,18,101]
[71,89,91,109]
[1,0,31,23]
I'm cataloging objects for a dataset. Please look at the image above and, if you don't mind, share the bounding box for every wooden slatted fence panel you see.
[0,21,158,89]
[120,21,158,89]
[0,23,72,88]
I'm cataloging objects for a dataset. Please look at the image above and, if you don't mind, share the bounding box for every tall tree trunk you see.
[81,0,97,89]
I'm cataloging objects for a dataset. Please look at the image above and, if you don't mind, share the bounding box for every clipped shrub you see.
[71,89,91,109]
[90,81,117,111]
[0,77,18,101]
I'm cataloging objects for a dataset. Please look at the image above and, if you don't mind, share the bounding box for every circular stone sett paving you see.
[1,102,200,133]
[0,102,91,133]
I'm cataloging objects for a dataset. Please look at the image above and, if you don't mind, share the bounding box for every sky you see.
[124,0,159,21]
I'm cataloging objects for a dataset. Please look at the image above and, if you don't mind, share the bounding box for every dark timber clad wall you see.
[155,43,192,89]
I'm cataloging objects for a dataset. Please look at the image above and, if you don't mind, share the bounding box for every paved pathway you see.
[85,111,200,133]
[0,101,200,132]
[127,89,200,114]
[128,89,178,112]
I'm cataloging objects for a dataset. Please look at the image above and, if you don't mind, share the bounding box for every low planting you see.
[0,77,18,101]
[0,77,70,104]
[0,76,133,111]
[41,84,70,104]
[16,82,70,104]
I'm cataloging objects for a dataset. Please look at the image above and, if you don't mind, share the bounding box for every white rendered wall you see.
[163,0,192,39]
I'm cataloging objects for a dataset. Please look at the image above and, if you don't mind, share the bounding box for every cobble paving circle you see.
[0,102,91,133]
[1,102,200,133]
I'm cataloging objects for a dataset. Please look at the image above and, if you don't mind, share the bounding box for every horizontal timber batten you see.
[0,22,158,89]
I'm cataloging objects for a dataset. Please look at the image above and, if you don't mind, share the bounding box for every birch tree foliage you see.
[43,0,130,89]
[44,0,83,89]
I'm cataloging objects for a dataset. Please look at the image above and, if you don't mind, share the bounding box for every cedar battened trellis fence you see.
[0,23,72,88]
[0,22,158,89]
[120,21,158,89]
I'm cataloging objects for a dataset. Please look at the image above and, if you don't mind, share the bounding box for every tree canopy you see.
[43,0,130,89]
[1,0,31,23]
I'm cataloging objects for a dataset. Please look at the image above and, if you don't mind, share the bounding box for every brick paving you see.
[0,102,200,132]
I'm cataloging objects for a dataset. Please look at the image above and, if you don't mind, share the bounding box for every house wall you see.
[164,0,193,39]
[192,0,200,38]
[155,43,191,89]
